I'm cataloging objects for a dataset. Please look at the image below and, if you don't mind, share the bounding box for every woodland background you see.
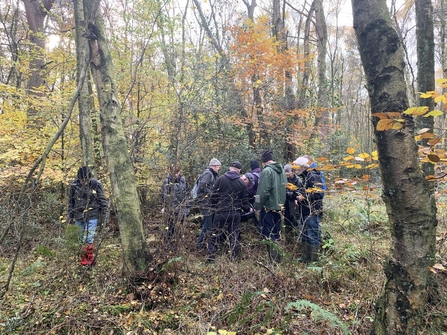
[1,0,447,334]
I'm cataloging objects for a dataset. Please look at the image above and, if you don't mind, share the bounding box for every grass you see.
[0,191,446,334]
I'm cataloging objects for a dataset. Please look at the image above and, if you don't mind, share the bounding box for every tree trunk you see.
[73,0,94,166]
[83,0,151,273]
[415,0,435,181]
[22,0,55,127]
[351,0,437,334]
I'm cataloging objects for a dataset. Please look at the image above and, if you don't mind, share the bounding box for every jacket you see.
[211,171,251,213]
[161,174,189,215]
[197,167,218,212]
[285,173,304,216]
[254,162,287,211]
[297,169,324,217]
[68,178,109,222]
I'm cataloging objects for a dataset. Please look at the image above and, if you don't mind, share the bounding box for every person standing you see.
[293,156,324,263]
[284,164,304,243]
[207,161,252,263]
[196,158,222,249]
[254,150,287,263]
[248,160,262,233]
[161,164,190,241]
[68,166,109,266]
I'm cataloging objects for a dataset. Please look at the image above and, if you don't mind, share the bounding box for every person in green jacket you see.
[254,150,287,262]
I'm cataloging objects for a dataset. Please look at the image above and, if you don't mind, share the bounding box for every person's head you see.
[293,157,310,175]
[250,160,260,171]
[77,166,92,186]
[284,164,294,179]
[241,172,254,187]
[230,161,243,174]
[209,158,222,173]
[170,164,181,178]
[261,150,274,165]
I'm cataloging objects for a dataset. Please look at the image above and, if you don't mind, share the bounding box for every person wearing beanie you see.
[161,164,190,241]
[68,166,109,266]
[293,156,324,263]
[196,158,222,250]
[254,150,287,263]
[206,161,252,263]
[250,160,260,171]
[261,150,274,163]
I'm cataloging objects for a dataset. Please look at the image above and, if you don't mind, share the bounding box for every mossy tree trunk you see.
[81,0,151,273]
[351,0,437,333]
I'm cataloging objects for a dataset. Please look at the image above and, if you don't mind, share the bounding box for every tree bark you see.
[73,0,95,166]
[415,0,435,181]
[351,0,437,334]
[83,0,151,273]
[22,0,55,127]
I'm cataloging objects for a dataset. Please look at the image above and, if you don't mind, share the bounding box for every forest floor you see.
[1,191,447,334]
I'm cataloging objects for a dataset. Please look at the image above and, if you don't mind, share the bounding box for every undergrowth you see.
[0,191,446,334]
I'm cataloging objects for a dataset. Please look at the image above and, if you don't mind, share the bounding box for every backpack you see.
[190,170,212,200]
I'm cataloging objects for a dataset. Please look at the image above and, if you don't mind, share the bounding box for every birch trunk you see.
[351,0,437,333]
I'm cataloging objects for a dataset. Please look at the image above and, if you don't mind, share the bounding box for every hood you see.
[265,162,283,174]
[224,170,241,180]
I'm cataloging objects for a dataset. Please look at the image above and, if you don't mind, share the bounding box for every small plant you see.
[285,299,350,334]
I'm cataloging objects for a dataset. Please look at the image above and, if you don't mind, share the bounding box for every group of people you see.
[66,150,325,267]
[161,150,325,264]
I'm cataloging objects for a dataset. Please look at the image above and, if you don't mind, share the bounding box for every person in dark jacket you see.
[207,161,252,262]
[248,160,262,233]
[68,166,109,266]
[284,164,304,242]
[293,156,324,263]
[161,164,190,241]
[196,158,222,249]
[254,150,287,263]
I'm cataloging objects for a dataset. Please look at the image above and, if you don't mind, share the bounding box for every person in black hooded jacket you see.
[207,161,252,262]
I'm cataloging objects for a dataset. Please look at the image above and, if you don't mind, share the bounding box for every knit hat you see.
[250,160,260,170]
[209,158,222,166]
[244,172,254,186]
[294,156,310,168]
[77,166,92,179]
[231,161,243,170]
[261,150,274,163]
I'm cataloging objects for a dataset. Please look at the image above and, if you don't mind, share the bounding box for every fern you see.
[285,300,350,334]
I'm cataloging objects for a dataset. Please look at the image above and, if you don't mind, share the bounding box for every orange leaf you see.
[346,147,355,154]
[427,154,440,163]
[376,119,395,131]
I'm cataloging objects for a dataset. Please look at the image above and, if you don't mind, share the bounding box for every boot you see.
[309,244,319,263]
[80,244,96,266]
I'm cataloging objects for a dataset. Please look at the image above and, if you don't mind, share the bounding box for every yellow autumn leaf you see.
[321,165,337,170]
[346,147,355,154]
[424,110,444,117]
[372,151,378,160]
[366,163,379,169]
[343,155,355,161]
[286,182,298,191]
[358,152,370,159]
[434,95,447,104]
[419,91,436,99]
[391,122,403,130]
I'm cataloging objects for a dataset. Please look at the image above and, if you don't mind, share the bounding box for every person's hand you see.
[297,194,305,202]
